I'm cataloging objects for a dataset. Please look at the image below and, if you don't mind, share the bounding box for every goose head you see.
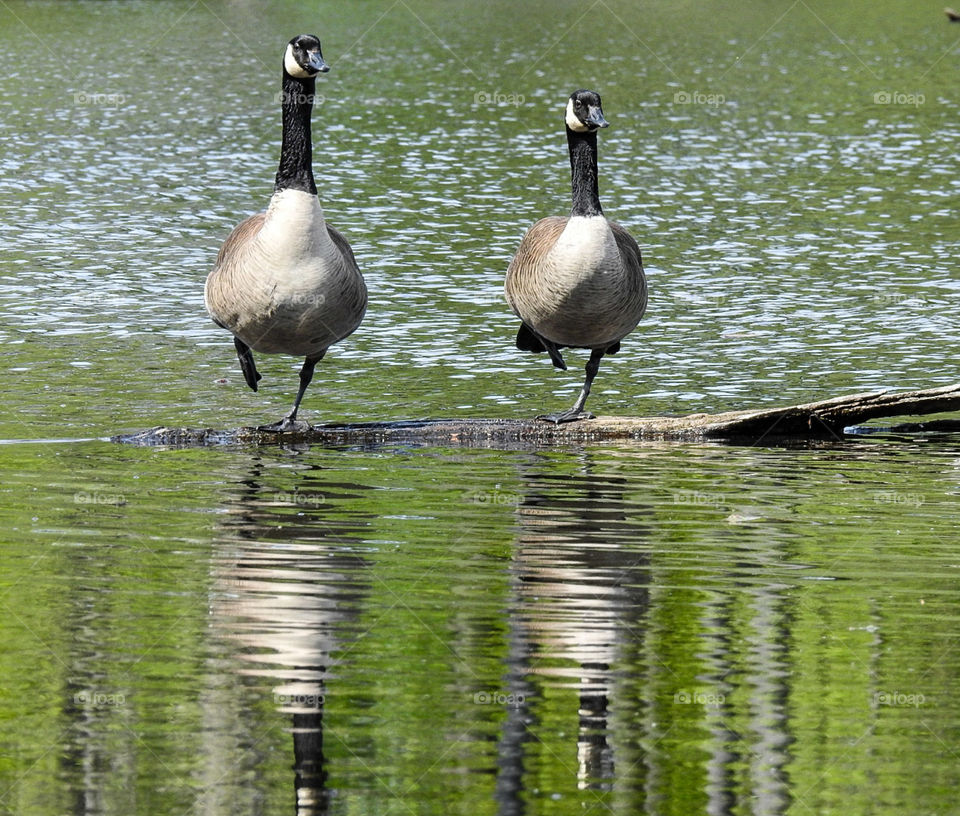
[283,34,330,79]
[565,89,608,133]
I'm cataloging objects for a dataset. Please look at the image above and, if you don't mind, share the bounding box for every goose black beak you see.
[587,108,609,129]
[307,52,330,74]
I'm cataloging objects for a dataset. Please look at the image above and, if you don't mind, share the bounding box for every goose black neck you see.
[275,73,317,195]
[566,128,603,217]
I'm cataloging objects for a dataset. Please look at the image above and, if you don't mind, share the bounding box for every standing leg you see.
[538,348,605,424]
[258,352,325,432]
[286,354,323,423]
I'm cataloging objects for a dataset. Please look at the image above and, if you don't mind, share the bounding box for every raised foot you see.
[256,417,312,434]
[536,410,596,425]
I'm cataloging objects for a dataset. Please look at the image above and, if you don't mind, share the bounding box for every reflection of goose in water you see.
[492,458,793,813]
[494,462,652,805]
[201,456,372,815]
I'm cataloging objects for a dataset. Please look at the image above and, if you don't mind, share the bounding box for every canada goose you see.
[504,89,647,424]
[204,34,367,431]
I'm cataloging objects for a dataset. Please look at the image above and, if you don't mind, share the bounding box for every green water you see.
[2,1,960,813]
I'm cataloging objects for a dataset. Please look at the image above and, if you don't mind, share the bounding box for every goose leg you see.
[258,352,325,433]
[286,355,322,422]
[234,337,262,392]
[538,348,605,424]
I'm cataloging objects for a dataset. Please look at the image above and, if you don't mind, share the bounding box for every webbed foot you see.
[536,409,596,425]
[256,416,311,434]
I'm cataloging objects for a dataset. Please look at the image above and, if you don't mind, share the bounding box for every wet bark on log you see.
[113,383,960,447]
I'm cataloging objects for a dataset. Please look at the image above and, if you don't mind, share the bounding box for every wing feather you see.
[504,216,568,314]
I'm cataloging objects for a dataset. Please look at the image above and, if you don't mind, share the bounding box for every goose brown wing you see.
[206,212,267,327]
[507,216,568,277]
[609,221,643,274]
[504,215,569,316]
[213,211,267,268]
[326,224,359,269]
[610,221,648,318]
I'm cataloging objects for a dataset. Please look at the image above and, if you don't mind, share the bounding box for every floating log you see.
[113,383,960,447]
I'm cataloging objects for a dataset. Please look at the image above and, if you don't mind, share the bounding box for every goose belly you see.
[208,250,367,357]
[235,260,367,356]
[513,217,645,348]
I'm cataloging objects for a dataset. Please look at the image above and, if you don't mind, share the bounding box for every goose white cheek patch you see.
[284,44,312,78]
[565,99,588,132]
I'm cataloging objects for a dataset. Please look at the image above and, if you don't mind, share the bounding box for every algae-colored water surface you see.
[2,1,959,813]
